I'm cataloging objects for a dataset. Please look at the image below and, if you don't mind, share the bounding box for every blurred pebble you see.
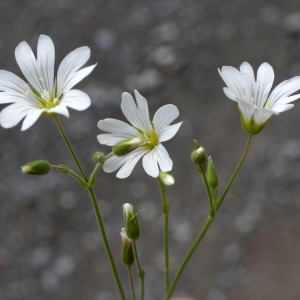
[88,85,123,108]
[172,221,192,243]
[59,191,78,209]
[223,243,241,263]
[52,255,75,277]
[283,13,300,34]
[127,4,152,27]
[94,29,117,52]
[137,201,158,221]
[81,231,101,251]
[207,289,227,300]
[280,139,300,160]
[260,5,281,24]
[216,23,237,41]
[41,271,59,290]
[94,291,112,300]
[31,247,51,268]
[125,69,164,92]
[129,180,148,198]
[239,19,257,37]
[151,46,176,66]
[152,23,179,43]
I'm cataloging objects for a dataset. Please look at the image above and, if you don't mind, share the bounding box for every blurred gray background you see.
[1,0,300,299]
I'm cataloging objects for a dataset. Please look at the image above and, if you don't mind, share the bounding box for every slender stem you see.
[166,215,215,300]
[88,187,127,300]
[51,165,87,187]
[54,117,88,182]
[127,266,137,300]
[54,118,126,300]
[166,134,253,299]
[216,134,252,211]
[157,178,170,295]
[202,173,215,215]
[132,241,145,300]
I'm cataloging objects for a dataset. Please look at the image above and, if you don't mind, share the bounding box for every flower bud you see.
[21,160,51,175]
[191,144,207,174]
[158,171,175,186]
[123,203,140,241]
[93,152,105,164]
[120,228,135,266]
[206,156,218,189]
[113,137,142,157]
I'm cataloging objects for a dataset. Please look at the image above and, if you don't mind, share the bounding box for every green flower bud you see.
[123,203,140,241]
[112,137,142,157]
[120,228,135,266]
[93,152,105,164]
[21,160,51,175]
[191,143,207,174]
[239,108,270,134]
[206,156,218,189]
[158,171,175,186]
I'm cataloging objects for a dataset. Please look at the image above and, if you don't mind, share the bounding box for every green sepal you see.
[123,203,140,241]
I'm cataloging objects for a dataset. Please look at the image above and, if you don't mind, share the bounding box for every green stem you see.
[132,241,145,300]
[54,118,126,300]
[202,173,215,215]
[54,117,88,182]
[51,164,88,187]
[216,134,252,211]
[166,134,253,299]
[157,178,170,295]
[166,215,215,300]
[127,266,137,300]
[88,187,127,300]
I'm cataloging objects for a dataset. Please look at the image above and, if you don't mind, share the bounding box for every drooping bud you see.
[123,203,140,241]
[158,171,175,186]
[21,160,51,175]
[93,152,106,164]
[113,137,142,157]
[206,156,218,189]
[191,141,207,173]
[120,228,135,266]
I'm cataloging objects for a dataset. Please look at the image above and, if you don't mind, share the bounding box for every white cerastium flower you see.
[97,90,182,178]
[219,62,300,134]
[0,34,96,130]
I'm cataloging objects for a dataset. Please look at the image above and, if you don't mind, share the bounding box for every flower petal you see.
[15,40,43,93]
[98,118,137,137]
[0,70,28,95]
[142,149,159,177]
[60,89,91,111]
[254,62,274,108]
[268,76,300,106]
[0,103,30,128]
[116,149,146,178]
[134,90,152,131]
[121,92,151,130]
[156,144,173,172]
[159,122,182,142]
[37,35,55,93]
[103,155,129,173]
[48,104,70,117]
[21,108,45,131]
[57,46,92,94]
[97,134,126,146]
[240,62,255,98]
[153,104,179,136]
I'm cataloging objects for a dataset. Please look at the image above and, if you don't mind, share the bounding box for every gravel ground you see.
[1,0,300,299]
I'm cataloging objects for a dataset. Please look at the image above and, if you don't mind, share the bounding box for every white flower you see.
[97,90,182,178]
[0,34,96,130]
[219,62,300,134]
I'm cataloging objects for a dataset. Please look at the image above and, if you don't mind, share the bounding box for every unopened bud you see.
[159,171,175,186]
[93,152,105,164]
[113,137,142,157]
[206,156,218,189]
[123,203,140,241]
[21,160,51,175]
[120,228,135,266]
[191,142,207,173]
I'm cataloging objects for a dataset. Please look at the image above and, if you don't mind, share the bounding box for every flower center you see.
[140,129,159,150]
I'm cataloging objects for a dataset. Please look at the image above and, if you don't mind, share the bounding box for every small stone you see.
[260,5,281,24]
[52,255,75,277]
[125,69,164,92]
[94,29,117,51]
[152,23,179,43]
[283,13,300,34]
[151,46,176,66]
